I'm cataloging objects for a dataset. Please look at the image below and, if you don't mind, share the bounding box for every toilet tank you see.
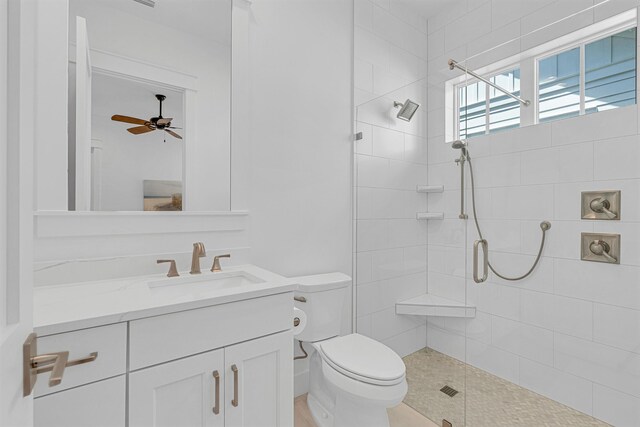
[293,272,351,343]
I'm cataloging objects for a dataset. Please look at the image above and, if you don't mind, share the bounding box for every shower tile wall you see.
[354,0,430,357]
[425,1,640,426]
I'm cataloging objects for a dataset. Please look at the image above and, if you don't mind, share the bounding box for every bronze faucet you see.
[190,242,206,274]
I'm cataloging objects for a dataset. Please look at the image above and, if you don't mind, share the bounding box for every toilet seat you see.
[316,334,406,386]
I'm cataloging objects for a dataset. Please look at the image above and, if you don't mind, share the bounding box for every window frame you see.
[446,9,638,141]
[455,66,522,139]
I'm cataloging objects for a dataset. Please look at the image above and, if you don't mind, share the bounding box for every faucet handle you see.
[211,254,231,272]
[193,242,206,257]
[157,259,179,277]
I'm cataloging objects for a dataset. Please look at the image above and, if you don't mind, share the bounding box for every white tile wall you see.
[354,0,429,357]
[355,0,640,424]
[419,1,640,425]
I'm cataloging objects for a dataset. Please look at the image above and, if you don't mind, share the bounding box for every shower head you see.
[451,139,469,159]
[394,99,420,122]
[451,140,467,150]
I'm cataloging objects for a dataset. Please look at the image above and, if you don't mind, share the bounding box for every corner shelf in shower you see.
[416,212,444,220]
[396,294,476,318]
[416,185,444,193]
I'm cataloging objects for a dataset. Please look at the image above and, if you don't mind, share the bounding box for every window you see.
[539,48,580,122]
[458,68,520,139]
[449,11,638,139]
[585,27,637,113]
[538,28,637,122]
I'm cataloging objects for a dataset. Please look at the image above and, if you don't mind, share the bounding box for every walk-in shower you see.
[355,2,638,425]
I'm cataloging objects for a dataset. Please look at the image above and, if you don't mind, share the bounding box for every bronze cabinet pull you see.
[231,364,239,407]
[212,370,220,414]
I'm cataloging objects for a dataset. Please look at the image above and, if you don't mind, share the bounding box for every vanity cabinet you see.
[129,349,225,427]
[129,331,292,427]
[224,332,293,427]
[34,375,126,427]
[33,291,294,427]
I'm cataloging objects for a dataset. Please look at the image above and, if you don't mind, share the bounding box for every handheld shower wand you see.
[451,140,551,282]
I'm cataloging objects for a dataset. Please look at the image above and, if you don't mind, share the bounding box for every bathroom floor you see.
[294,394,439,427]
[403,348,610,427]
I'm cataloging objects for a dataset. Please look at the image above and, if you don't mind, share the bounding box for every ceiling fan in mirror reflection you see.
[111,94,182,140]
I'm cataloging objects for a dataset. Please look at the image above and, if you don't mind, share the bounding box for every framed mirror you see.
[65,0,231,212]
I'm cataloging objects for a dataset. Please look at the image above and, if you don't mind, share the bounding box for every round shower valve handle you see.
[590,197,617,219]
[589,240,617,263]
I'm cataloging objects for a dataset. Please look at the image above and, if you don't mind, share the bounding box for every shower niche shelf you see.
[396,294,476,318]
[416,185,444,193]
[416,212,444,220]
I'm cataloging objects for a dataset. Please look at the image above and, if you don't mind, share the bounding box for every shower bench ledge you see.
[396,293,476,318]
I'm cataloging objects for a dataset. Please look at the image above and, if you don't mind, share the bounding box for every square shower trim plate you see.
[580,232,620,264]
[581,190,621,220]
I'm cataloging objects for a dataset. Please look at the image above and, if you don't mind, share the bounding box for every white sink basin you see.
[148,271,265,291]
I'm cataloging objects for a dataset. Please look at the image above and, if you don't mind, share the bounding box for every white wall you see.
[238,0,353,396]
[424,1,640,426]
[353,0,430,358]
[245,0,353,279]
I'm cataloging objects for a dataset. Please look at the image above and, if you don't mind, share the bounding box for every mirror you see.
[67,0,231,212]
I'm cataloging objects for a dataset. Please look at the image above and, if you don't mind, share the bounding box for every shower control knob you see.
[589,240,617,263]
[590,198,617,219]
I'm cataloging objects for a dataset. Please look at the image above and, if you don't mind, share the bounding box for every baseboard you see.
[294,369,309,397]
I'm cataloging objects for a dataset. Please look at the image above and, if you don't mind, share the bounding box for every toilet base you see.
[308,389,391,427]
[307,346,395,427]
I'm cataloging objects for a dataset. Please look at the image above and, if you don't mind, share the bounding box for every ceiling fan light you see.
[133,0,155,8]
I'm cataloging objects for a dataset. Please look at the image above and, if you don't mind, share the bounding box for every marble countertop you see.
[34,264,296,336]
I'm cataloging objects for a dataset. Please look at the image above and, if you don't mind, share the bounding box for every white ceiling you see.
[397,0,458,20]
[86,0,232,45]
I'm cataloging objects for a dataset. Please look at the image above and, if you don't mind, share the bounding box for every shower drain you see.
[440,385,459,397]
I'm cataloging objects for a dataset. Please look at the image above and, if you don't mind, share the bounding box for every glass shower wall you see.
[355,77,470,425]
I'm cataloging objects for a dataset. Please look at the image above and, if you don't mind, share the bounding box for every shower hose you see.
[466,155,551,281]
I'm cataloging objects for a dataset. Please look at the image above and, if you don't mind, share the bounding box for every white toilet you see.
[293,273,408,427]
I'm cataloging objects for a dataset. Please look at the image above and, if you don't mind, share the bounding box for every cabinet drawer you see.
[35,375,125,427]
[35,323,127,397]
[130,292,292,370]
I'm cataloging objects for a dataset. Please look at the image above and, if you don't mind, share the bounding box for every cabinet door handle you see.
[231,364,239,407]
[212,370,220,414]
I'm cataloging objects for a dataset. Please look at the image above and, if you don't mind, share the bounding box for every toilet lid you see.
[318,334,405,384]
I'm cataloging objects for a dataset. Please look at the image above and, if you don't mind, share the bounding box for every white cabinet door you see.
[34,375,126,427]
[129,349,224,427]
[224,331,293,427]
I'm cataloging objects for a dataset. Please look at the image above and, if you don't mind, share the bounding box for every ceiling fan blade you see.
[165,129,182,139]
[127,125,155,135]
[112,115,148,125]
[157,118,173,125]
[167,126,182,129]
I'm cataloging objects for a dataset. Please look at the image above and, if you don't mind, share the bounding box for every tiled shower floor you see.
[403,348,610,427]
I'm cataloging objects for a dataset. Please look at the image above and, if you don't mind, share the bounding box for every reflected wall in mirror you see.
[67,0,231,212]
